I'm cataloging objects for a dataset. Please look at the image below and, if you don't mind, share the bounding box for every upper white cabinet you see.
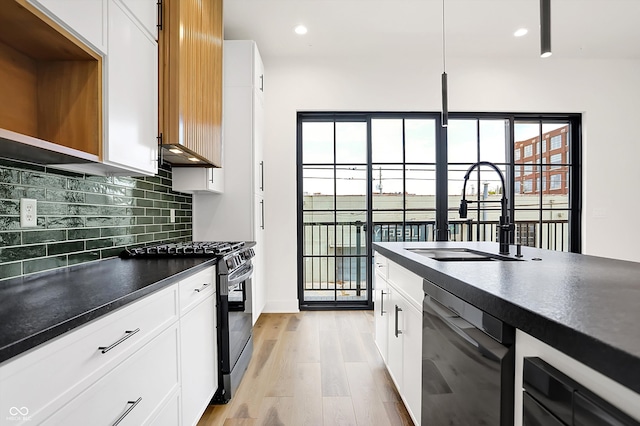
[119,0,158,39]
[172,167,224,194]
[25,0,159,177]
[193,40,266,324]
[27,0,107,53]
[104,0,158,176]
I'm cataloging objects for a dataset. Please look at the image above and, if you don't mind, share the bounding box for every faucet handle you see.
[459,199,468,218]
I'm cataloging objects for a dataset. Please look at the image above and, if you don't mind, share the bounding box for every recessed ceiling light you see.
[169,148,183,154]
[294,25,308,35]
[514,28,528,37]
[188,157,200,162]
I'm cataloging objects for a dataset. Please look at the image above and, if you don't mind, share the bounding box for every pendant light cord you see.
[442,0,446,72]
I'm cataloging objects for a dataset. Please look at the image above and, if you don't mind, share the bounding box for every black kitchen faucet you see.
[459,161,515,255]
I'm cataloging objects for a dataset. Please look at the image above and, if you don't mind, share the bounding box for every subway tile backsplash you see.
[0,159,192,280]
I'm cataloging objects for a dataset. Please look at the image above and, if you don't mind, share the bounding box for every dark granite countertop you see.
[0,257,216,364]
[373,241,640,395]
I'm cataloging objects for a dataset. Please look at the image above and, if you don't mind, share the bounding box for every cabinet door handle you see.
[98,329,140,354]
[380,290,387,316]
[194,283,210,292]
[260,199,265,230]
[259,161,264,191]
[394,305,403,337]
[112,397,142,426]
[259,74,264,92]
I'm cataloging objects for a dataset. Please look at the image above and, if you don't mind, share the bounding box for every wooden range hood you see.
[159,0,223,168]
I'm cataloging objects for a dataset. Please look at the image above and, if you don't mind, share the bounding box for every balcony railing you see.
[301,219,569,298]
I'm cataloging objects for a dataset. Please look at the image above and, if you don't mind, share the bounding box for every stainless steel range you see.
[121,241,255,404]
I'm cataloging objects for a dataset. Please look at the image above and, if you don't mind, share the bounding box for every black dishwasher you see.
[422,279,515,426]
[523,357,640,425]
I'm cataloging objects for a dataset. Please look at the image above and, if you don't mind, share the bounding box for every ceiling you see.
[223,0,640,61]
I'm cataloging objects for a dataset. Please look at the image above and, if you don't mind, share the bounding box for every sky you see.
[302,118,567,197]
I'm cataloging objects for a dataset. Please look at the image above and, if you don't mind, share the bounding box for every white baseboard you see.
[262,299,300,313]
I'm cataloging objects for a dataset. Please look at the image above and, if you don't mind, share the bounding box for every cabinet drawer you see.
[374,253,389,280]
[0,285,178,423]
[179,266,215,314]
[43,323,180,425]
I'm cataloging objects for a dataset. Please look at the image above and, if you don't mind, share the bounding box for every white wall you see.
[262,54,640,312]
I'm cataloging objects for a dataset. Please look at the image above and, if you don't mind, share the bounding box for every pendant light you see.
[540,0,551,58]
[441,0,448,126]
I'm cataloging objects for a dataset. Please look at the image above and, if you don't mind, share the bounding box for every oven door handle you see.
[228,264,254,286]
[425,295,505,362]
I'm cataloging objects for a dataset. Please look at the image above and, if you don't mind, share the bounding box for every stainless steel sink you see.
[406,248,521,262]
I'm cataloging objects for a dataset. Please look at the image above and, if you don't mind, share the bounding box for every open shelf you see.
[0,0,102,160]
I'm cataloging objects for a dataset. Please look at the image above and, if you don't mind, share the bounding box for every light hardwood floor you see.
[197,311,413,426]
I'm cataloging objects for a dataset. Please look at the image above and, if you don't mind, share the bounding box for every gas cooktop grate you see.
[120,241,245,258]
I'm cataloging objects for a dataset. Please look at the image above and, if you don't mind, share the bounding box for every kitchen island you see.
[373,241,640,425]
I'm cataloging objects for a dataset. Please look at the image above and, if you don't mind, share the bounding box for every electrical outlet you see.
[20,198,37,227]
[169,208,176,223]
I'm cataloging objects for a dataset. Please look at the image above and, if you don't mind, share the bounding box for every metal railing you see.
[301,219,569,295]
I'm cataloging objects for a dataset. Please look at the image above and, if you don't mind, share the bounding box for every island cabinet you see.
[24,0,159,176]
[159,0,223,167]
[515,330,640,426]
[0,265,218,426]
[373,253,423,425]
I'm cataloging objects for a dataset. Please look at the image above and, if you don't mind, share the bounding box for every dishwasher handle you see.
[424,295,506,362]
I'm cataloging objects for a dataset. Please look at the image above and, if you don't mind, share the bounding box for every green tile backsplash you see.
[0,159,192,280]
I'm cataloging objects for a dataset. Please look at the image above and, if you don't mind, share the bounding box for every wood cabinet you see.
[373,253,423,425]
[21,0,159,176]
[0,0,102,163]
[193,40,266,325]
[159,0,223,167]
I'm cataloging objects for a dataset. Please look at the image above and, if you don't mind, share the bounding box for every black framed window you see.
[297,112,581,310]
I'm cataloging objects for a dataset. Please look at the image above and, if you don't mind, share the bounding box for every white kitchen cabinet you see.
[172,167,224,194]
[0,285,178,424]
[373,254,390,363]
[104,0,158,176]
[373,252,423,425]
[119,0,157,39]
[27,0,107,53]
[193,40,266,325]
[178,266,217,426]
[42,323,180,425]
[0,265,220,426]
[180,292,217,426]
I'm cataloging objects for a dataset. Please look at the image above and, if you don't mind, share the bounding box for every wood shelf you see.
[0,0,102,159]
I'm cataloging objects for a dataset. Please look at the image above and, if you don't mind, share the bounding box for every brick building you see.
[514,125,570,195]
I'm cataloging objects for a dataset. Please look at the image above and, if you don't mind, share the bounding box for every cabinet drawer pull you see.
[194,283,210,292]
[380,290,388,316]
[395,305,403,337]
[98,329,140,354]
[112,397,142,426]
